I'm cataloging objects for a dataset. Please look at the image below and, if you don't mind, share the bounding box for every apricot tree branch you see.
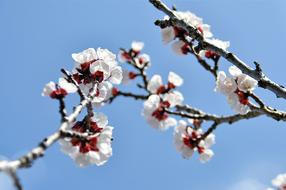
[149,0,286,99]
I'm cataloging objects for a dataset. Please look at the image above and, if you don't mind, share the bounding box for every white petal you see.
[229,65,242,77]
[215,71,237,95]
[204,134,215,148]
[181,146,194,159]
[237,74,257,92]
[161,117,177,130]
[161,27,175,44]
[147,75,163,93]
[168,72,183,87]
[92,112,108,128]
[92,83,107,103]
[90,60,111,80]
[58,78,77,93]
[109,66,123,84]
[163,91,184,107]
[72,48,97,64]
[96,48,116,63]
[131,41,144,52]
[42,81,56,96]
[199,149,214,163]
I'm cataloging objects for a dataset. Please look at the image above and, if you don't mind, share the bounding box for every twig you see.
[7,169,23,190]
[0,84,100,173]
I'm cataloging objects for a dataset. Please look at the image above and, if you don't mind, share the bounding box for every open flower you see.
[147,72,183,94]
[161,27,176,44]
[131,41,144,53]
[215,71,237,96]
[71,48,122,104]
[134,53,151,68]
[161,10,213,46]
[215,66,257,114]
[42,78,77,99]
[72,48,122,85]
[174,120,215,163]
[142,95,178,130]
[267,173,286,190]
[59,112,113,167]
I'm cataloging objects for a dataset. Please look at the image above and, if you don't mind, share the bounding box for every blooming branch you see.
[149,0,286,99]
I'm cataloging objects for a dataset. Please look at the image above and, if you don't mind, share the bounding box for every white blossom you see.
[174,11,213,38]
[173,120,215,162]
[272,173,286,190]
[215,66,257,114]
[147,75,163,94]
[59,112,113,167]
[163,91,184,107]
[142,95,177,130]
[134,53,151,68]
[168,71,183,87]
[227,92,250,114]
[161,27,176,44]
[42,78,77,98]
[131,41,144,52]
[72,48,97,65]
[215,71,237,96]
[237,74,257,92]
[199,149,214,163]
[70,48,122,104]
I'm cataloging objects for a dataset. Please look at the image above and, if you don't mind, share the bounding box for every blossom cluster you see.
[267,173,286,190]
[117,41,215,163]
[143,72,184,130]
[42,47,123,167]
[60,112,113,167]
[215,66,257,114]
[118,41,151,84]
[160,11,229,58]
[174,120,215,163]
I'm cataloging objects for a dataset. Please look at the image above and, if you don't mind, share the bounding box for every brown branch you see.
[6,169,23,190]
[166,108,262,125]
[58,98,67,121]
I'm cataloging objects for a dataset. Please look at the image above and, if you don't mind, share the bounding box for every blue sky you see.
[0,0,286,189]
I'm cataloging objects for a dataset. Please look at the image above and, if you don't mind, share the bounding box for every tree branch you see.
[149,0,286,99]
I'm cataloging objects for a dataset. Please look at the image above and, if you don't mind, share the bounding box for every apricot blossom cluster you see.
[42,47,123,167]
[160,10,229,58]
[116,41,215,162]
[215,66,257,114]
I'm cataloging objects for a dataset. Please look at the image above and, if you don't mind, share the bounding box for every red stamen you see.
[128,72,137,79]
[198,146,205,154]
[156,85,167,94]
[92,71,104,83]
[167,82,176,89]
[112,87,119,96]
[183,136,195,149]
[235,89,249,105]
[50,88,68,99]
[181,43,190,55]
